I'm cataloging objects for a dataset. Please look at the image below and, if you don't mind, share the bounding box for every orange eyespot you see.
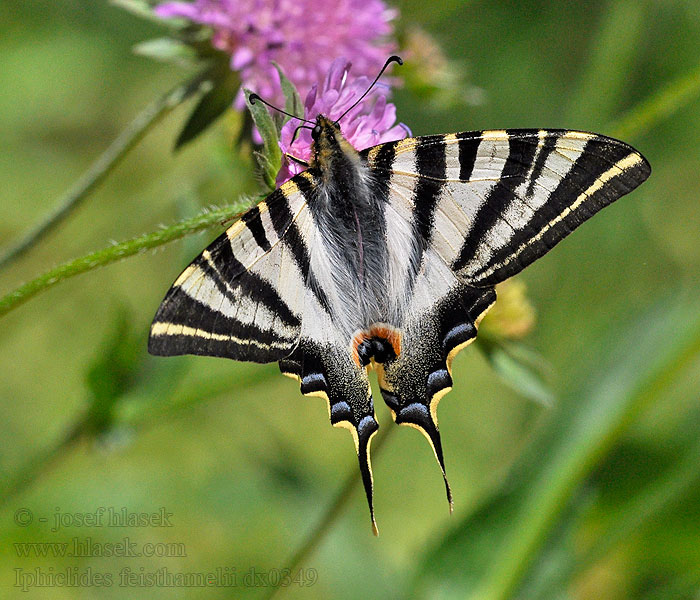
[368,324,402,356]
[351,323,402,367]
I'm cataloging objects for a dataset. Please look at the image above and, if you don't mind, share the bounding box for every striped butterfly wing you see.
[149,177,316,362]
[150,169,380,530]
[365,129,650,495]
[275,171,381,534]
[370,129,651,286]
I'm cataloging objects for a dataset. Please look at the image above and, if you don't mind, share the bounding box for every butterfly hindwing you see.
[376,283,496,506]
[279,329,379,533]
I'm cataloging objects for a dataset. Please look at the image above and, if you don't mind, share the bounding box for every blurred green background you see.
[2,1,700,598]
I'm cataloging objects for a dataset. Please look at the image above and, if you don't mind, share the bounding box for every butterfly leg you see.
[280,340,380,534]
[376,285,497,511]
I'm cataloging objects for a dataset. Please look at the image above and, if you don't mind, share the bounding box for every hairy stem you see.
[0,69,211,270]
[0,202,251,319]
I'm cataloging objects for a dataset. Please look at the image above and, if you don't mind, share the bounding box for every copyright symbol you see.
[14,508,33,527]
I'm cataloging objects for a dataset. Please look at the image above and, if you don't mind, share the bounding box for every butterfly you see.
[149,71,650,534]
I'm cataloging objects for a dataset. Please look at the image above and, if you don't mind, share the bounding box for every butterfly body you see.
[149,119,650,533]
[304,116,393,337]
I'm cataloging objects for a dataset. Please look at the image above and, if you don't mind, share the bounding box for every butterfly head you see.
[309,114,359,173]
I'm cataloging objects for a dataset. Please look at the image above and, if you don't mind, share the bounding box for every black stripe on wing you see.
[525,130,563,198]
[241,205,272,252]
[452,130,541,272]
[457,130,481,181]
[206,238,300,327]
[149,292,296,361]
[284,174,333,315]
[407,138,447,295]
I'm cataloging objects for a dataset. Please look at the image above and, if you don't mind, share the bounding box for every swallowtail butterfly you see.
[149,64,650,534]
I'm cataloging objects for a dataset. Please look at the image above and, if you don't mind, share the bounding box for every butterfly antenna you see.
[336,55,403,123]
[291,123,314,144]
[248,93,314,124]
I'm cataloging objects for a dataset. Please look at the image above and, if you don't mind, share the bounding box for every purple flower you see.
[276,58,409,184]
[155,0,397,109]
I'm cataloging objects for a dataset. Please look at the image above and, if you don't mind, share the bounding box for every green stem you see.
[609,61,700,140]
[0,202,251,319]
[0,69,211,270]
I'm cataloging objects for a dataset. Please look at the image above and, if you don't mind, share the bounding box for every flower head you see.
[155,0,397,108]
[480,280,536,340]
[276,58,409,184]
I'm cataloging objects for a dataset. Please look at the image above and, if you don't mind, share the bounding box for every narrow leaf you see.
[133,37,197,67]
[273,61,304,122]
[244,87,283,191]
[110,0,170,25]
[175,64,240,149]
[478,338,555,407]
[610,60,700,140]
[564,0,645,123]
[84,308,142,434]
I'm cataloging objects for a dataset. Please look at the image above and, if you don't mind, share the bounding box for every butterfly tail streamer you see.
[389,392,453,511]
[377,285,497,510]
[355,415,380,536]
[280,340,380,533]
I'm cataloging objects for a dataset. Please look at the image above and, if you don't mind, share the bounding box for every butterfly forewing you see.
[148,178,313,362]
[367,129,651,287]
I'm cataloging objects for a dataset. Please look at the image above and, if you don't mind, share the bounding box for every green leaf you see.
[413,292,700,600]
[133,37,197,67]
[175,62,240,150]
[253,151,277,189]
[244,87,283,191]
[273,61,304,123]
[478,338,555,407]
[110,0,169,25]
[84,308,143,435]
